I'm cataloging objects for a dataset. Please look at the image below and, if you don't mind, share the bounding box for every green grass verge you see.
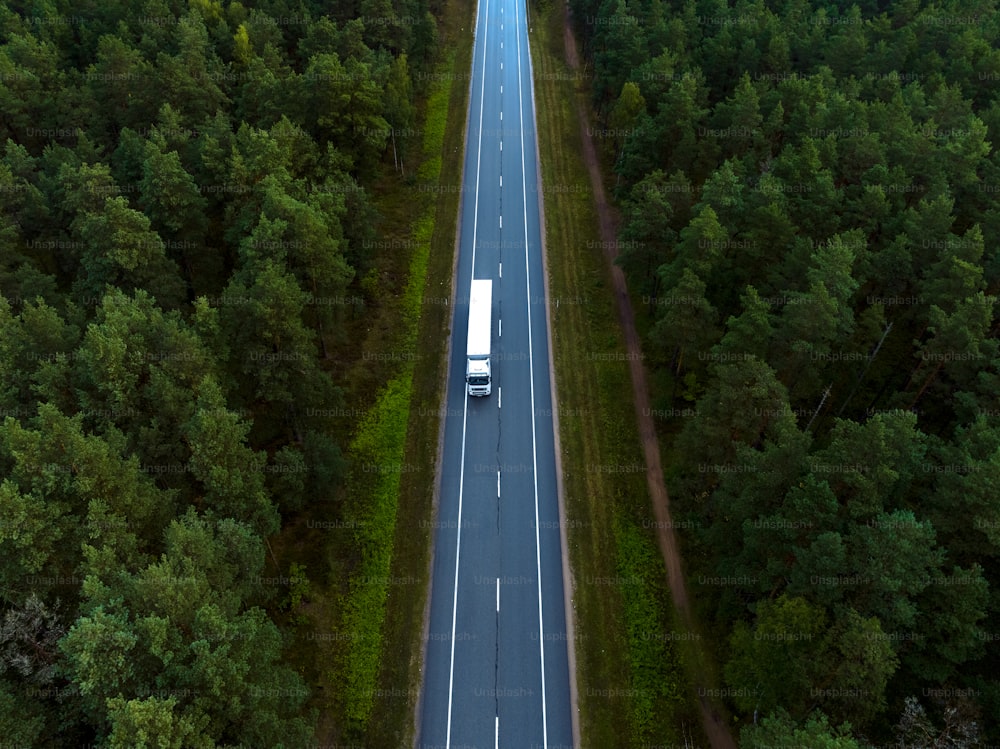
[528,0,697,744]
[614,514,685,740]
[341,374,413,729]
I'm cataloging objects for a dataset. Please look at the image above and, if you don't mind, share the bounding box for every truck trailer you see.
[466,279,492,396]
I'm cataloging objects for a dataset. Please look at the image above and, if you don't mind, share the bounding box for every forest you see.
[567,0,1000,743]
[0,0,438,745]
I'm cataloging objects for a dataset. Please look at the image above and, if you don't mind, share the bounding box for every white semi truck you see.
[466,279,492,396]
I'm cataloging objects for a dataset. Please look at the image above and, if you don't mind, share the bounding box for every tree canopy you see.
[0,0,435,744]
[572,0,1000,740]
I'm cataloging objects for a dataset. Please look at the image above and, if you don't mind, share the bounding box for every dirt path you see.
[559,7,738,749]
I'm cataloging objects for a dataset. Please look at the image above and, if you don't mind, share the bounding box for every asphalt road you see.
[418,0,574,746]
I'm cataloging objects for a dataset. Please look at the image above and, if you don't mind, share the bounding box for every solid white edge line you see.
[445,0,490,742]
[515,0,548,743]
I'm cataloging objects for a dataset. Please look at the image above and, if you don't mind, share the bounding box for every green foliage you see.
[72,195,187,309]
[281,562,312,625]
[726,596,898,727]
[615,168,686,296]
[183,376,280,536]
[650,266,720,376]
[62,509,313,747]
[613,516,683,741]
[725,594,829,716]
[267,444,309,514]
[575,0,1000,739]
[0,677,47,746]
[741,711,860,749]
[106,696,204,749]
[416,59,452,182]
[0,0,438,741]
[340,374,412,729]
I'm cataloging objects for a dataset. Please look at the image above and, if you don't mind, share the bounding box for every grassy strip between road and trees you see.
[527,0,702,745]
